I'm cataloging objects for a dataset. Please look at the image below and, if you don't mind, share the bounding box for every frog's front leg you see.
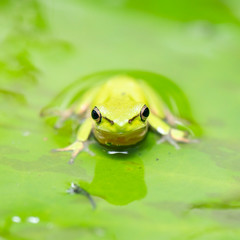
[148,114,190,149]
[53,108,75,129]
[54,101,91,129]
[53,118,93,164]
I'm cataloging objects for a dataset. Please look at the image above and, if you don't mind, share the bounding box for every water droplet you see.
[27,216,40,224]
[12,216,21,223]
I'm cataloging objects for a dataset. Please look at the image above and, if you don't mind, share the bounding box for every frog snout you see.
[114,119,128,128]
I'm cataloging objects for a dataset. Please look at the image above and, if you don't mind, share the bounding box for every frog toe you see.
[157,134,180,149]
[169,129,189,142]
[52,141,84,164]
[157,128,196,149]
[170,129,199,144]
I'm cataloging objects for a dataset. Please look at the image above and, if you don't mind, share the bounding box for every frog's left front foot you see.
[157,129,197,149]
[53,141,94,164]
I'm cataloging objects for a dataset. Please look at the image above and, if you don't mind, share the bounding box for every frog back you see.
[92,75,147,106]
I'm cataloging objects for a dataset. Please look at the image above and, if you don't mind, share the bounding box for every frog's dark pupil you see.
[143,107,149,117]
[91,109,99,120]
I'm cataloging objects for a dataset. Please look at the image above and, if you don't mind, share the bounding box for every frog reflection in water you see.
[79,153,147,205]
[42,72,194,164]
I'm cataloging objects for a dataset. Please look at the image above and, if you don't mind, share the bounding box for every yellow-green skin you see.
[91,76,149,146]
[53,75,189,163]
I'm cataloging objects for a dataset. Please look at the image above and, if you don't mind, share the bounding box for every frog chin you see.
[93,126,148,146]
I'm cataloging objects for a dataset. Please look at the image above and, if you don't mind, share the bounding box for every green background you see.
[0,0,240,239]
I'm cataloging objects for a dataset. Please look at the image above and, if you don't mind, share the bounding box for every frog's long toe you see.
[52,141,84,164]
[157,129,199,149]
[157,129,189,149]
[157,134,180,150]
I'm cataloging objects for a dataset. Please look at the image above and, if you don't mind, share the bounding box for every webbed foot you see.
[52,140,94,164]
[157,129,198,149]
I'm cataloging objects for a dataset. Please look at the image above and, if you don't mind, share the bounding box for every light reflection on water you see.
[11,216,40,224]
[12,216,21,223]
[107,150,128,154]
[27,216,40,224]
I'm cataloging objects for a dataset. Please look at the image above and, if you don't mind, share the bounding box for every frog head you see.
[90,97,150,146]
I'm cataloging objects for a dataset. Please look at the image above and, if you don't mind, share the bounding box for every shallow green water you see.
[0,0,240,239]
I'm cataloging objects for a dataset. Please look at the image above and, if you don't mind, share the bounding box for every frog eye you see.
[91,106,101,123]
[140,105,150,121]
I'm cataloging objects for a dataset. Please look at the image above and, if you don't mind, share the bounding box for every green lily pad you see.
[0,0,240,239]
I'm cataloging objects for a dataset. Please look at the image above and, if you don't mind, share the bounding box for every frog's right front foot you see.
[53,141,84,164]
[53,140,95,164]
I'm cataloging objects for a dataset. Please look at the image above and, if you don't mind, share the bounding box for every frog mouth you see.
[93,126,148,146]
